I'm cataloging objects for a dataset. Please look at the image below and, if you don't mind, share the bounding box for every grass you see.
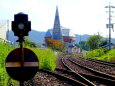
[85,48,115,62]
[106,49,115,61]
[27,47,57,71]
[0,42,19,86]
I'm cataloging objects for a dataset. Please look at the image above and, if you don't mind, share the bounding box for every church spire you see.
[52,6,63,41]
[56,6,59,16]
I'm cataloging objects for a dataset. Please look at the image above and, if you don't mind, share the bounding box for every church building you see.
[45,7,78,53]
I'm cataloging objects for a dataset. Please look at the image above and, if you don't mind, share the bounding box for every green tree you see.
[79,41,89,51]
[99,39,108,47]
[87,35,104,50]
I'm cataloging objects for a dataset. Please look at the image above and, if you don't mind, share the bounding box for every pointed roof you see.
[52,6,63,41]
[53,6,60,25]
[45,29,53,37]
[56,6,59,16]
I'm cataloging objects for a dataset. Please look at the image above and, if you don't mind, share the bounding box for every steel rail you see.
[68,58,115,80]
[62,58,115,86]
[40,69,87,86]
[56,68,115,86]
[87,58,115,67]
[61,58,96,86]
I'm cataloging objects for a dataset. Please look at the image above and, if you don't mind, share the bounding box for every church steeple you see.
[52,6,63,41]
[56,6,59,16]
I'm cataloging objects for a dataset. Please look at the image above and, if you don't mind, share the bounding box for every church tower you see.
[52,6,63,41]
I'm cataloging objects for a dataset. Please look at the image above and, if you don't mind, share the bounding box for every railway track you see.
[68,57,115,80]
[87,58,115,67]
[71,55,115,76]
[41,69,88,86]
[23,54,115,86]
[62,57,115,86]
[24,69,84,86]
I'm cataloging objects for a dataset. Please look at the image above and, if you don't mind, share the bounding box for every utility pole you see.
[97,32,100,48]
[105,2,115,50]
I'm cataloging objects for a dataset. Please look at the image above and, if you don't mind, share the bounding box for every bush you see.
[108,56,115,61]
[45,39,65,52]
[86,48,106,58]
[28,47,57,71]
[96,55,108,61]
[85,48,115,62]
[107,49,115,61]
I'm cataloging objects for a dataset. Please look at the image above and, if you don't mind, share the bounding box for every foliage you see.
[24,37,37,48]
[79,41,89,51]
[85,48,115,62]
[86,48,107,58]
[46,39,65,51]
[75,43,80,48]
[107,49,115,61]
[87,35,105,50]
[0,42,19,86]
[99,39,108,47]
[27,47,57,71]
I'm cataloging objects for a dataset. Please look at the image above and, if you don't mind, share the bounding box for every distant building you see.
[45,27,76,44]
[0,19,8,42]
[45,7,78,53]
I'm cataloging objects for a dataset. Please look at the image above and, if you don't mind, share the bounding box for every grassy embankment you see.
[27,47,57,71]
[85,48,115,62]
[0,42,57,86]
[0,42,18,86]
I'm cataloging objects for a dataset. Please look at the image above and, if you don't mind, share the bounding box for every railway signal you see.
[6,13,38,86]
[6,48,38,81]
[12,12,31,37]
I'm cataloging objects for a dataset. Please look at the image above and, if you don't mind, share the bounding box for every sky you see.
[0,0,115,38]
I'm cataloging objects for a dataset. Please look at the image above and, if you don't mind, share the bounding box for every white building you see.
[0,19,8,41]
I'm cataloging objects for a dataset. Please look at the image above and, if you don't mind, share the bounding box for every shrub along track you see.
[61,55,115,86]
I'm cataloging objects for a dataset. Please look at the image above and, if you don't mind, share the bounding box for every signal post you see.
[6,13,38,86]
